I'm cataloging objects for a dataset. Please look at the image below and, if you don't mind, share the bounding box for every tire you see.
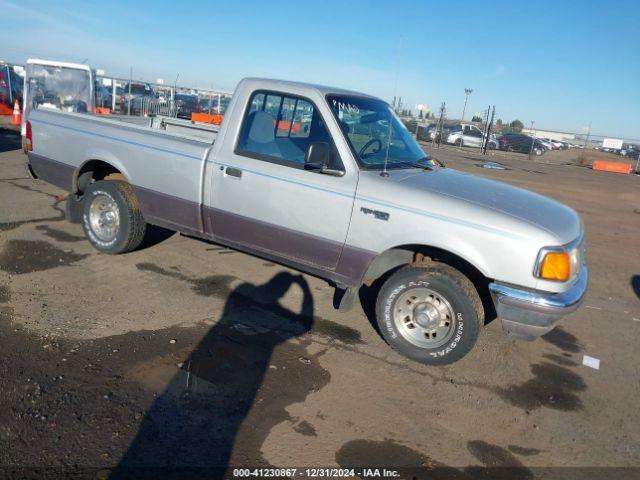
[65,194,83,224]
[455,138,464,147]
[488,143,496,150]
[534,148,543,156]
[375,263,483,365]
[81,180,146,254]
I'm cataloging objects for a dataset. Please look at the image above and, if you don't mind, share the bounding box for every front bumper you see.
[488,266,589,340]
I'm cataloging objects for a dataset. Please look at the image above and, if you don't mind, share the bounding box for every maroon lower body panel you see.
[204,206,343,270]
[204,207,377,286]
[335,244,377,286]
[132,186,202,237]
[27,153,75,191]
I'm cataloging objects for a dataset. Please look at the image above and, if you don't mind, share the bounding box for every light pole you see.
[461,88,473,122]
[528,121,536,159]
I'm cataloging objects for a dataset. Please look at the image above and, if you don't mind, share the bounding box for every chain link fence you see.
[400,103,640,166]
[95,75,232,122]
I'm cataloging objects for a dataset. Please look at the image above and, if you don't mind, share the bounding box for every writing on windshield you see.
[327,94,428,170]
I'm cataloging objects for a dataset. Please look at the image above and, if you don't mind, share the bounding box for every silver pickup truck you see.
[24,78,588,365]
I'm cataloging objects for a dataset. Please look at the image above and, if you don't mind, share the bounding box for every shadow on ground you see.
[0,130,21,153]
[137,225,176,250]
[632,275,640,300]
[112,271,324,478]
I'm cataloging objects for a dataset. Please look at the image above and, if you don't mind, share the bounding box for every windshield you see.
[26,64,92,113]
[125,84,151,95]
[327,94,430,170]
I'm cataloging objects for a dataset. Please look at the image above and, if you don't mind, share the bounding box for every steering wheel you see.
[358,138,383,158]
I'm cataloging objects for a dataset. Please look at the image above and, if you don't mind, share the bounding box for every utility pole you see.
[482,105,495,155]
[528,120,536,159]
[583,121,592,149]
[461,88,473,122]
[432,102,446,148]
[127,67,132,115]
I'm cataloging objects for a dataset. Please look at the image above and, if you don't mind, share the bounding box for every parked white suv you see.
[447,124,497,148]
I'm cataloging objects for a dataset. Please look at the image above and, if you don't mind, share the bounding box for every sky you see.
[2,0,639,139]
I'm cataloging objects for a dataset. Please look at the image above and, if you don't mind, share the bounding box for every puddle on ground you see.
[335,439,438,468]
[313,317,362,345]
[495,362,586,411]
[293,420,317,437]
[467,440,533,479]
[0,285,10,303]
[475,161,509,170]
[467,440,529,467]
[542,327,582,353]
[542,353,578,367]
[0,240,88,274]
[0,214,65,232]
[35,225,85,242]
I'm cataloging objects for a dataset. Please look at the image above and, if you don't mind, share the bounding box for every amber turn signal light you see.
[539,251,571,281]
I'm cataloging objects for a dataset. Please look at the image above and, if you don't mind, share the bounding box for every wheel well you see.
[363,244,491,295]
[74,160,126,194]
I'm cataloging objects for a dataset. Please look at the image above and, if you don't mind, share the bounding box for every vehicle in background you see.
[498,133,546,155]
[0,63,24,128]
[486,133,500,150]
[119,82,155,114]
[537,138,555,150]
[620,144,640,159]
[415,125,433,142]
[200,94,231,115]
[25,77,588,366]
[22,59,95,151]
[174,93,201,120]
[446,123,498,149]
[95,84,113,109]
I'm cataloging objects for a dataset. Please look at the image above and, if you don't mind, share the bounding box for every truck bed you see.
[28,107,216,236]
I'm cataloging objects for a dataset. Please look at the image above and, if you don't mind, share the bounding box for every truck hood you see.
[381,167,581,243]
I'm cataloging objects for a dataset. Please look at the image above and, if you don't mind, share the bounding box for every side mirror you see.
[305,141,330,166]
[304,142,344,177]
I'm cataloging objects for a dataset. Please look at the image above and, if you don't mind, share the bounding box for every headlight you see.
[534,238,583,282]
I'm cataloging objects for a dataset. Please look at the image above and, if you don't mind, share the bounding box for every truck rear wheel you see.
[375,263,483,365]
[81,180,146,254]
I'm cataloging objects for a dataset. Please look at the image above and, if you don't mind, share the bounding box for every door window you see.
[237,90,341,170]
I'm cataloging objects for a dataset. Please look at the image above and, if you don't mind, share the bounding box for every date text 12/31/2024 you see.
[232,468,401,478]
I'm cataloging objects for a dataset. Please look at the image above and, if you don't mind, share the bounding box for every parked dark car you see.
[174,93,201,119]
[498,133,546,156]
[0,64,23,111]
[120,82,155,115]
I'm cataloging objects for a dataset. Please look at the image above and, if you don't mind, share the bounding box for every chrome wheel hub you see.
[89,194,120,242]
[393,287,455,348]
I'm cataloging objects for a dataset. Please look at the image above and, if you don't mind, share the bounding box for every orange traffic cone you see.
[11,99,21,126]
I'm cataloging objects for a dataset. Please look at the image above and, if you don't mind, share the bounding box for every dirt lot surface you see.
[0,130,639,478]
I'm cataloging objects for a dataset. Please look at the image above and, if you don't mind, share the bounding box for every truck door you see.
[207,90,356,271]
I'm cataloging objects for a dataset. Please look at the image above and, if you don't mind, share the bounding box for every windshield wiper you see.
[406,157,436,171]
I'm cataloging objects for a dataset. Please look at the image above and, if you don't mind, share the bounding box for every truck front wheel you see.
[81,180,146,254]
[375,263,483,365]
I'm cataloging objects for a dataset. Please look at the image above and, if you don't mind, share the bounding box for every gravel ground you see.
[0,130,638,478]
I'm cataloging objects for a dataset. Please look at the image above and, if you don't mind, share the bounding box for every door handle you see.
[225,167,242,178]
